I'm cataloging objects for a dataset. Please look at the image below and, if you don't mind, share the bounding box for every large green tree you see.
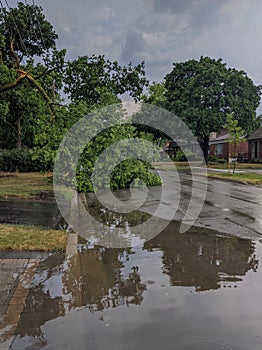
[134,82,168,145]
[0,2,158,191]
[164,56,261,161]
[0,2,66,149]
[0,1,57,64]
[64,55,148,103]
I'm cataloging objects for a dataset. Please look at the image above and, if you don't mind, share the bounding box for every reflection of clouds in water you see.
[10,236,262,350]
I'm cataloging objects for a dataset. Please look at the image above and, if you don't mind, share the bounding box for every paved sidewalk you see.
[0,253,49,349]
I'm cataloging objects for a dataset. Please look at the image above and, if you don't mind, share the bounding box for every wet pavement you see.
[1,172,262,240]
[0,254,48,349]
[1,173,262,349]
[0,201,61,228]
[139,171,262,240]
[0,225,261,350]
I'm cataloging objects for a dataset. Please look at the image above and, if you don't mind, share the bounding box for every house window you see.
[251,141,259,160]
[215,143,223,155]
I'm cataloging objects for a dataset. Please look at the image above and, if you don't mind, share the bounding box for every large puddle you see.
[8,222,262,350]
[1,193,262,349]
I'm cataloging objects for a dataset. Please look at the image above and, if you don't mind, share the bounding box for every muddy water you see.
[10,222,262,350]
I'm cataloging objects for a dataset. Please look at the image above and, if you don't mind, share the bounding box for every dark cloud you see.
[121,30,145,63]
[190,0,228,29]
[10,0,262,111]
[152,0,194,13]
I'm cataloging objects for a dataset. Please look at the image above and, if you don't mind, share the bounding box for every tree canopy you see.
[64,55,148,104]
[164,56,261,161]
[1,2,262,190]
[0,2,148,150]
[0,1,57,64]
[0,1,155,191]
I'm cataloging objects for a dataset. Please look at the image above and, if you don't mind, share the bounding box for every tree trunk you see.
[233,141,237,174]
[16,119,21,148]
[200,135,209,164]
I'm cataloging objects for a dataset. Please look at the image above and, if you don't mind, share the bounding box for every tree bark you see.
[202,135,209,164]
[16,119,21,149]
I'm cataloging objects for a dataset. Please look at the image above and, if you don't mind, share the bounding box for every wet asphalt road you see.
[140,170,262,240]
[0,200,61,228]
[0,171,261,240]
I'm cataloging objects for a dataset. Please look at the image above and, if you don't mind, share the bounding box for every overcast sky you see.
[8,1,262,97]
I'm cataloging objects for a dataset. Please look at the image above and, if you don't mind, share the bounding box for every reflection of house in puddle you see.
[144,224,259,292]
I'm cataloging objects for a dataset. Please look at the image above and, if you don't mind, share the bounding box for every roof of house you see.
[210,133,247,145]
[248,127,262,140]
[209,133,230,145]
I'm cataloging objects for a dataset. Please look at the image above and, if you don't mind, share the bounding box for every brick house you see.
[248,127,262,162]
[209,130,248,161]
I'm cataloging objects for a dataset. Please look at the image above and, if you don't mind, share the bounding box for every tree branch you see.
[10,38,20,69]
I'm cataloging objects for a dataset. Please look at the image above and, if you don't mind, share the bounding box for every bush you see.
[0,148,43,172]
[216,157,227,164]
[175,149,187,161]
[76,159,162,193]
[208,155,227,164]
[208,155,218,163]
[110,159,162,190]
[175,149,198,162]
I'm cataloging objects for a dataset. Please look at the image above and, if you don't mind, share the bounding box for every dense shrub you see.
[76,159,162,193]
[216,157,227,164]
[0,148,43,172]
[110,159,161,190]
[175,149,198,162]
[208,155,227,164]
[174,149,187,162]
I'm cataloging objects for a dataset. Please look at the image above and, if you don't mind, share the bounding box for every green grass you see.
[152,161,197,171]
[208,163,262,169]
[0,224,67,251]
[207,172,262,185]
[0,172,53,200]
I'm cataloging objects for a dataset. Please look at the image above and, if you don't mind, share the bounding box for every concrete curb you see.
[66,233,78,257]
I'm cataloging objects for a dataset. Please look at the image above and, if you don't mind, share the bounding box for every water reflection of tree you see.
[62,249,146,312]
[14,247,146,344]
[86,194,151,228]
[144,224,258,292]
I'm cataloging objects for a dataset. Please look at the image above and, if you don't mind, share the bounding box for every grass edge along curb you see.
[0,224,67,252]
[207,172,262,185]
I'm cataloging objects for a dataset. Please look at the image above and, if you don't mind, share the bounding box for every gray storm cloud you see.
[121,30,145,63]
[19,0,262,108]
[152,0,195,13]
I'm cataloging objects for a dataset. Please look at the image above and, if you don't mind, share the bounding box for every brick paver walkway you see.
[0,253,49,349]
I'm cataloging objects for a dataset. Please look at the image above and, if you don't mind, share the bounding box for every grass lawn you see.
[152,161,193,171]
[208,163,262,169]
[0,224,67,251]
[152,162,262,184]
[207,172,262,185]
[0,172,53,200]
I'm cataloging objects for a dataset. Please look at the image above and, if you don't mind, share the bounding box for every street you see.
[140,170,262,240]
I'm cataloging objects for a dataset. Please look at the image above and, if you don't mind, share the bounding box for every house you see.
[209,130,248,162]
[163,139,200,160]
[248,127,262,162]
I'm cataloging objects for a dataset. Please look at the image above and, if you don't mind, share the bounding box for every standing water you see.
[6,202,262,350]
